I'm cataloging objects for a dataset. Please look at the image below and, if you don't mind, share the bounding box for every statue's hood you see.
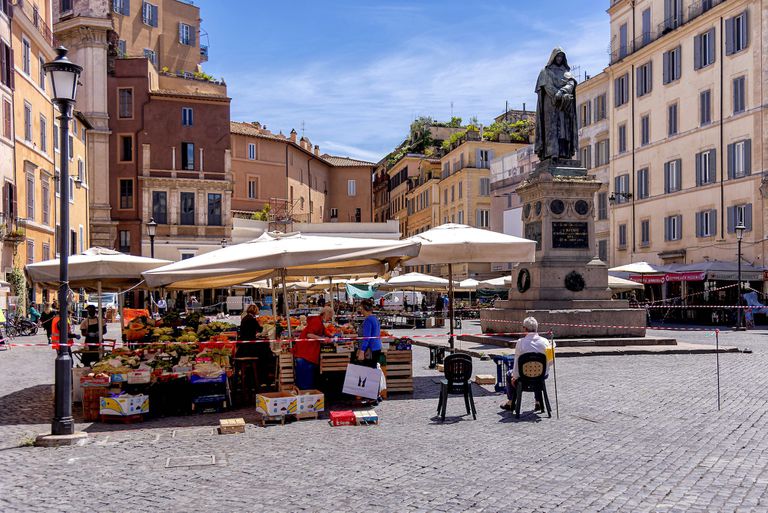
[546,47,570,70]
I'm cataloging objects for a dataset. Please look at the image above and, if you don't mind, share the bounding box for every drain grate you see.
[165,454,216,468]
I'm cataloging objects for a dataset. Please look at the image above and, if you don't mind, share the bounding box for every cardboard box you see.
[256,392,297,417]
[475,374,496,385]
[354,410,379,425]
[99,394,149,416]
[296,390,324,414]
[127,370,151,384]
[110,373,129,384]
[329,410,356,426]
[218,418,246,434]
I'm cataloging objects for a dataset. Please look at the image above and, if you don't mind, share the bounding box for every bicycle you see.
[7,316,39,337]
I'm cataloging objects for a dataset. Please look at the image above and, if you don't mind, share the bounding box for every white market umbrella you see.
[479,276,512,289]
[608,275,645,290]
[384,272,454,291]
[458,278,480,308]
[26,247,171,346]
[407,224,536,349]
[608,262,663,274]
[143,232,420,337]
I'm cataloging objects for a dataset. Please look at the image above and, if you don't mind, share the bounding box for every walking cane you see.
[549,330,559,419]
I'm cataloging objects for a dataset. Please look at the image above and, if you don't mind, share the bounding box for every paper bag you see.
[342,364,382,400]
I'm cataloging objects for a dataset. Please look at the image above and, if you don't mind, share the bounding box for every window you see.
[152,191,167,224]
[26,173,34,219]
[598,239,608,262]
[664,215,682,241]
[0,41,12,89]
[641,8,651,45]
[118,88,133,118]
[179,23,195,46]
[347,180,357,197]
[54,170,60,196]
[594,94,607,121]
[663,46,682,84]
[727,204,752,233]
[443,189,447,205]
[696,209,716,238]
[68,176,74,202]
[42,242,50,261]
[247,143,256,160]
[39,115,47,153]
[663,0,682,30]
[22,37,30,75]
[119,135,133,162]
[181,142,194,170]
[699,90,712,126]
[180,192,195,225]
[478,150,491,169]
[579,102,591,127]
[118,230,131,253]
[664,159,682,193]
[38,55,45,89]
[580,146,592,169]
[614,174,630,203]
[618,224,627,249]
[182,107,193,127]
[247,179,257,199]
[597,192,608,220]
[79,226,84,254]
[355,208,361,223]
[23,102,32,141]
[636,61,652,97]
[637,168,649,199]
[54,123,59,151]
[476,209,490,229]
[479,178,490,196]
[117,40,127,57]
[77,159,85,184]
[61,0,73,12]
[640,115,650,146]
[640,220,650,247]
[41,177,49,225]
[2,99,10,139]
[451,185,455,202]
[725,11,749,55]
[595,140,610,166]
[667,103,678,136]
[458,182,463,199]
[728,139,751,179]
[696,149,716,186]
[143,49,157,66]
[330,208,338,219]
[614,73,629,107]
[68,134,74,160]
[113,0,130,16]
[732,76,746,114]
[207,193,222,226]
[142,1,158,27]
[618,124,627,153]
[26,240,34,265]
[119,179,133,209]
[618,23,628,59]
[694,29,716,70]
[457,210,464,224]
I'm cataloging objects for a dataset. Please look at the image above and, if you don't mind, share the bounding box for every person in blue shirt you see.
[356,299,382,368]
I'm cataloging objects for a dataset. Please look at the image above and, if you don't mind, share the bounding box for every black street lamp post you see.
[147,218,157,258]
[43,47,82,439]
[735,223,746,331]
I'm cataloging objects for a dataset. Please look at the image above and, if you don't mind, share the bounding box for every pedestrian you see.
[292,306,333,390]
[29,303,41,323]
[500,316,555,413]
[40,303,56,344]
[421,296,427,312]
[403,294,409,312]
[239,304,262,341]
[80,305,106,367]
[434,294,444,317]
[317,294,326,308]
[157,296,167,316]
[356,299,381,368]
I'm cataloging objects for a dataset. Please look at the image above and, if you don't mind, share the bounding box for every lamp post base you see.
[732,326,748,332]
[34,431,88,447]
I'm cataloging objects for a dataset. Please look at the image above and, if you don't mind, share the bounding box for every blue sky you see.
[200,0,610,162]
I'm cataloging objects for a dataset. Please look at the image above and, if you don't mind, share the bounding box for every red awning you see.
[629,271,705,284]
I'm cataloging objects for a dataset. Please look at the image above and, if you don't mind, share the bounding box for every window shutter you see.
[695,152,702,186]
[727,206,735,233]
[695,212,702,237]
[9,48,13,90]
[586,100,591,124]
[746,204,753,231]
[725,17,734,55]
[664,217,670,241]
[622,75,629,103]
[636,67,643,96]
[707,28,716,64]
[727,143,734,179]
[741,10,749,49]
[178,23,183,44]
[663,51,670,84]
[674,47,681,79]
[693,35,702,70]
[664,162,670,193]
[647,62,652,92]
[744,139,751,175]
[10,183,16,219]
[614,79,620,107]
[708,149,716,182]
[676,215,682,239]
[709,209,717,237]
[475,149,481,168]
[675,159,682,188]
[152,4,158,27]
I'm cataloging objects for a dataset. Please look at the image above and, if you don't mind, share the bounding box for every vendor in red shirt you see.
[293,306,334,389]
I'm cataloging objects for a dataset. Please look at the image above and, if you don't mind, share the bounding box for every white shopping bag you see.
[342,364,382,400]
[378,363,387,392]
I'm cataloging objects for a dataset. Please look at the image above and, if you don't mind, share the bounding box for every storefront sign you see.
[524,222,542,250]
[551,222,589,249]
[666,272,706,282]
[707,271,764,281]
[629,274,665,284]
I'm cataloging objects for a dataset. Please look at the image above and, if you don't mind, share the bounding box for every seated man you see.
[292,306,334,390]
[500,316,554,412]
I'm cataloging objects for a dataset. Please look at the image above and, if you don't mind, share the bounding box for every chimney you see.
[290,129,297,143]
[314,145,320,156]
[251,121,261,129]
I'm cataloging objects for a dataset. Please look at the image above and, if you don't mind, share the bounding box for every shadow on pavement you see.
[0,384,54,426]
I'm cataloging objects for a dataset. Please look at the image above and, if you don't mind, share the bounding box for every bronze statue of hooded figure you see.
[534,47,578,162]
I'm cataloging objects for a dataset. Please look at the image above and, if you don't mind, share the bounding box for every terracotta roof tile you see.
[321,154,376,167]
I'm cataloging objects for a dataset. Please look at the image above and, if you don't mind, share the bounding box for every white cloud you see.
[227,13,609,163]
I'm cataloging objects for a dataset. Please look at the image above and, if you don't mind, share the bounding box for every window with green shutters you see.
[725,11,749,55]
[664,159,682,193]
[694,28,716,70]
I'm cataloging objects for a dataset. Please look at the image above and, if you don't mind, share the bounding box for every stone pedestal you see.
[481,166,648,338]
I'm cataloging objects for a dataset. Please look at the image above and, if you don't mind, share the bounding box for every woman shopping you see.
[356,299,382,368]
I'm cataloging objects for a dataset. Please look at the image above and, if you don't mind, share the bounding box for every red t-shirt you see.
[293,315,327,365]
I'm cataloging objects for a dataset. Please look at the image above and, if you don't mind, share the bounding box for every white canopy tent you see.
[383,272,455,291]
[143,232,421,337]
[406,224,536,349]
[479,276,512,289]
[608,262,664,274]
[608,275,645,290]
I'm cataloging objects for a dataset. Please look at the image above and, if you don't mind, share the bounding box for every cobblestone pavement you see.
[0,322,766,512]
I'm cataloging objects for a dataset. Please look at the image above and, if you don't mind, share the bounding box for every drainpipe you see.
[307,157,312,223]
[630,63,636,254]
[719,16,725,240]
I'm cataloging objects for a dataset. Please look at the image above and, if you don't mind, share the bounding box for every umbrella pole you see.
[97,280,103,358]
[281,269,292,339]
[118,288,124,339]
[448,263,455,351]
[271,280,277,318]
[329,277,334,320]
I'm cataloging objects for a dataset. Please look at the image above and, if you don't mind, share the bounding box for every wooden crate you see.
[277,351,295,388]
[475,374,496,385]
[384,350,413,394]
[320,353,351,373]
[218,418,246,434]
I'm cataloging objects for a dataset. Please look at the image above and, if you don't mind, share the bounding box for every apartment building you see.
[53,0,208,249]
[387,155,424,236]
[12,0,90,303]
[489,145,538,236]
[372,166,389,223]
[229,121,374,226]
[108,57,231,262]
[0,0,14,291]
[605,0,765,268]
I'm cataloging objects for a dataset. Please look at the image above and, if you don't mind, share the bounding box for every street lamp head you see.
[146,217,157,237]
[221,238,228,248]
[735,223,746,241]
[43,47,83,104]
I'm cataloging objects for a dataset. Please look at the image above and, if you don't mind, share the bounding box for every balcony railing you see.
[200,44,209,62]
[3,218,27,243]
[14,0,56,47]
[608,0,725,64]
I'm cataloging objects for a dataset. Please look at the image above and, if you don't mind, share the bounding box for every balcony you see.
[608,0,725,64]
[200,44,209,62]
[3,218,27,244]
[14,0,56,47]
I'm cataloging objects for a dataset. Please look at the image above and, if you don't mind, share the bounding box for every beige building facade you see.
[604,0,765,269]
